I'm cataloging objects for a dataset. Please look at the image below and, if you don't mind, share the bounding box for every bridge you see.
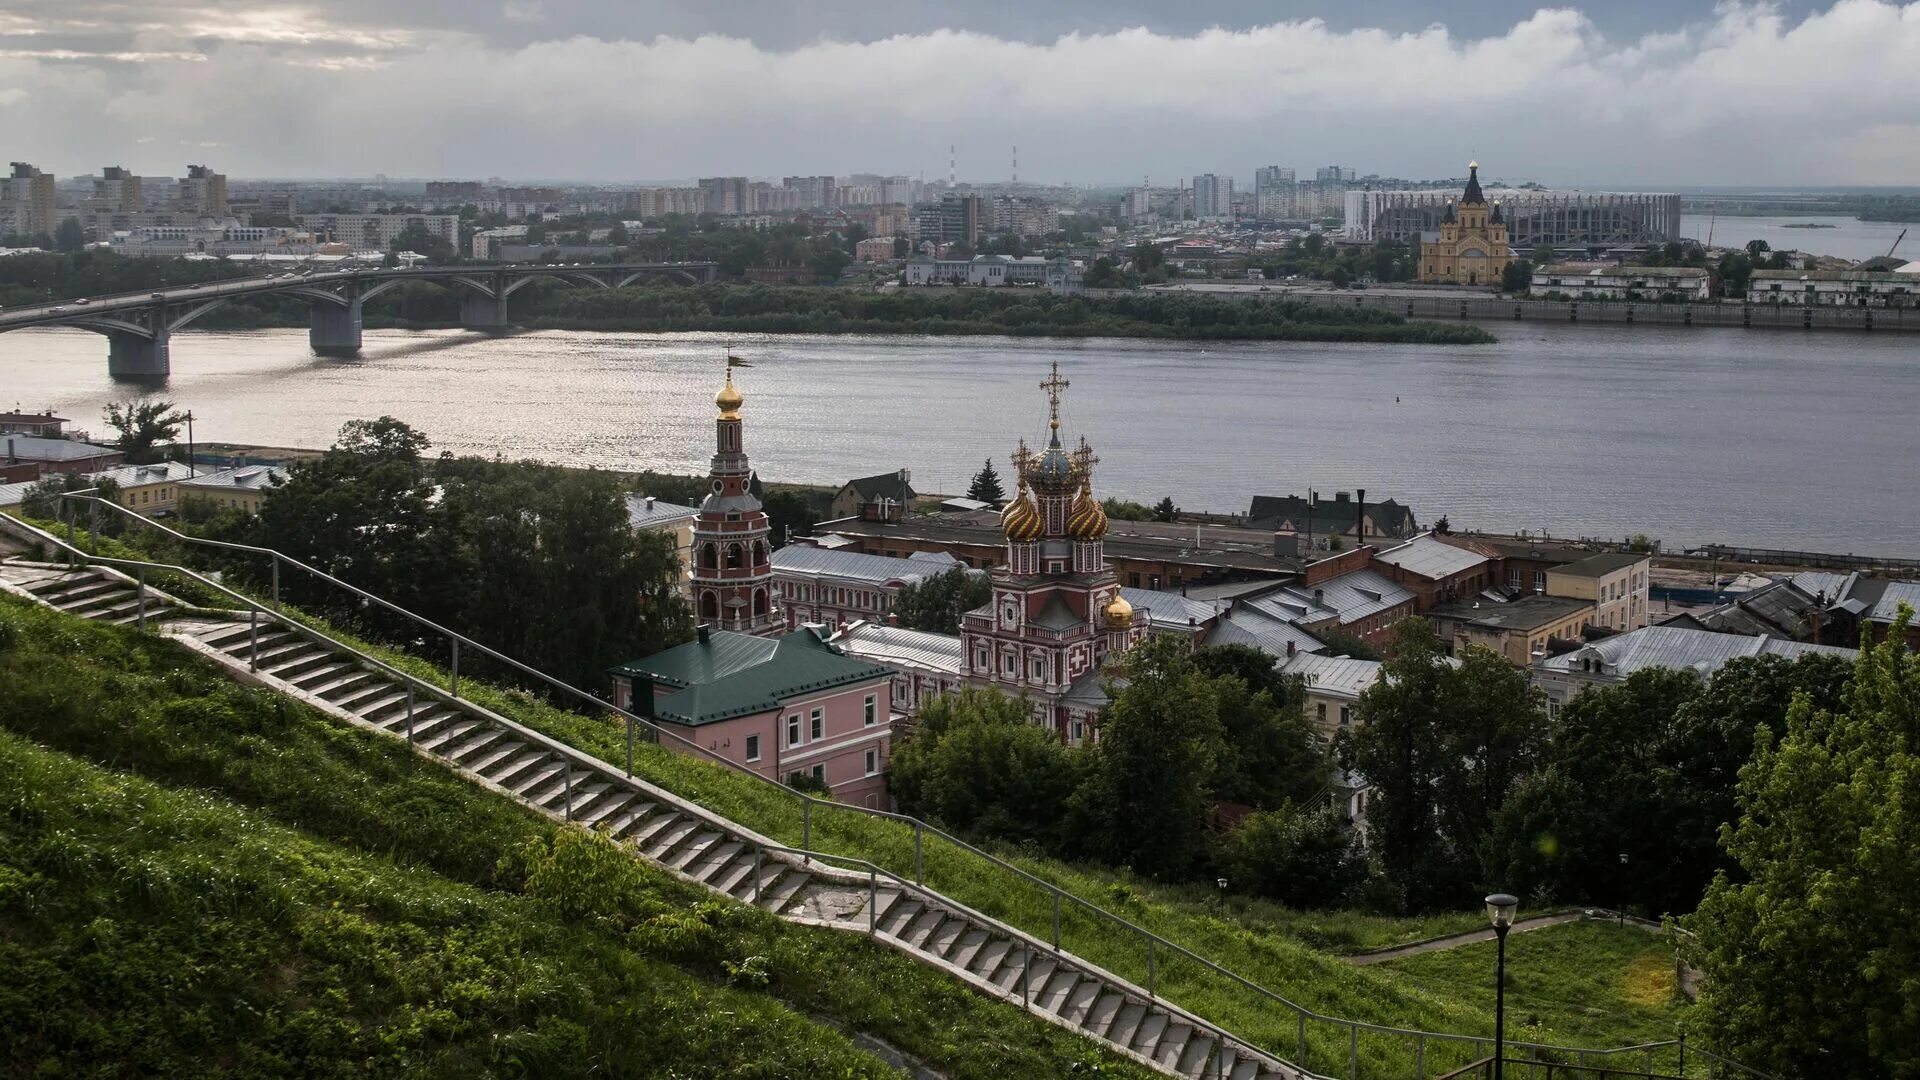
[0,261,719,377]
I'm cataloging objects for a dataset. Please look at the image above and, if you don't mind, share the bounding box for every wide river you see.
[4,322,1918,555]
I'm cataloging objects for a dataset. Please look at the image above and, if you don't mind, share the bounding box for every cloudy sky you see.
[2,1,1916,186]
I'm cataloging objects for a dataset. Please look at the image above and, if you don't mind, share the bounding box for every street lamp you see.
[1485,892,1520,1080]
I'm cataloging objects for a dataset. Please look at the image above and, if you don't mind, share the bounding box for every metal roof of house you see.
[1535,625,1855,680]
[832,622,964,677]
[1868,581,1920,626]
[182,465,288,492]
[1244,568,1414,627]
[1208,607,1325,659]
[0,435,119,462]
[1428,594,1594,633]
[1119,587,1222,632]
[839,470,916,503]
[772,544,962,585]
[625,494,699,529]
[1278,652,1383,701]
[1373,534,1490,580]
[610,628,894,726]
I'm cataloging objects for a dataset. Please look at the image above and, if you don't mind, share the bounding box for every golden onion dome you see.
[1001,484,1043,542]
[1103,592,1134,630]
[1067,482,1107,540]
[715,369,744,419]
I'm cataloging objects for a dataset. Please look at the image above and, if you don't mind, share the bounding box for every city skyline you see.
[3,2,1919,186]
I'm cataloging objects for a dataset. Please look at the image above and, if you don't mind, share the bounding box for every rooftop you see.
[832,621,964,677]
[1536,625,1855,680]
[1208,607,1325,659]
[611,628,894,726]
[1428,593,1595,633]
[1550,552,1650,578]
[1373,533,1490,580]
[181,465,288,492]
[0,412,66,425]
[1,435,119,462]
[625,494,700,529]
[1278,651,1383,701]
[840,469,916,503]
[815,510,1304,576]
[1243,568,1414,627]
[773,544,965,585]
[1119,586,1224,632]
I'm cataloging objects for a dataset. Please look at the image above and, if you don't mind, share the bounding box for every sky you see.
[2,1,1917,187]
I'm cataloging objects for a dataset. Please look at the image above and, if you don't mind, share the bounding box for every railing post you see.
[1022,944,1031,1006]
[753,847,763,903]
[624,714,634,777]
[1417,1033,1425,1078]
[564,760,573,821]
[868,869,876,935]
[803,799,811,859]
[405,685,415,744]
[1645,1047,1654,1075]
[1052,890,1061,951]
[1148,935,1156,998]
[248,608,259,670]
[1349,1023,1358,1079]
[450,638,460,697]
[271,557,280,612]
[914,821,923,884]
[1298,1014,1307,1068]
[64,500,76,564]
[1678,1033,1686,1077]
[88,500,97,552]
[135,565,147,631]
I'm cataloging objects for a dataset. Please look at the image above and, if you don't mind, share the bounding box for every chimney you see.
[1356,487,1366,547]
[1313,587,1324,605]
[5,437,13,464]
[1285,639,1296,657]
[645,495,656,510]
[697,625,711,645]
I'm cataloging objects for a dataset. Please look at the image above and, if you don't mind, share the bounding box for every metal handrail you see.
[39,493,1778,1080]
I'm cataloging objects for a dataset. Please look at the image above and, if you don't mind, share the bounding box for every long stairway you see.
[0,558,1314,1080]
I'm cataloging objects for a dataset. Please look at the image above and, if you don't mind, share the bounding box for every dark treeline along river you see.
[5,321,1917,556]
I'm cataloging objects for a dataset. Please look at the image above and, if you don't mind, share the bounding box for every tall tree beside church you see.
[966,459,1006,505]
[1688,616,1920,1078]
[1343,618,1455,909]
[893,567,992,635]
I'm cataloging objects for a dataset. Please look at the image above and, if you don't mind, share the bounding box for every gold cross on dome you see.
[1012,437,1032,474]
[1039,362,1069,431]
[1073,435,1099,475]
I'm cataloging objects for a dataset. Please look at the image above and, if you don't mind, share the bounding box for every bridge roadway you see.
[0,261,719,378]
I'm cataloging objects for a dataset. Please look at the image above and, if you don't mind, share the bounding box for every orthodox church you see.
[1418,162,1512,286]
[687,369,780,635]
[958,364,1148,744]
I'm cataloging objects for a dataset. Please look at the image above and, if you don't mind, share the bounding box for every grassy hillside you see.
[0,594,1153,1080]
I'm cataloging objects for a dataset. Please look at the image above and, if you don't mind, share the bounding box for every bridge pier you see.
[107,328,170,379]
[309,301,364,355]
[459,291,510,332]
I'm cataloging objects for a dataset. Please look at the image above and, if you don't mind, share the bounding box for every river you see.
[3,323,1917,556]
[1677,214,1912,262]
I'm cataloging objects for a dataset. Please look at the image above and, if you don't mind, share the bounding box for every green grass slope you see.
[0,594,1152,1080]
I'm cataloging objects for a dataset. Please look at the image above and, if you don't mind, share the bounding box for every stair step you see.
[1177,1033,1216,1078]
[969,938,1012,983]
[756,870,809,912]
[1084,992,1126,1038]
[1060,979,1103,1027]
[1132,1013,1169,1056]
[1154,1023,1193,1070]
[575,791,633,828]
[628,810,685,848]
[62,590,137,616]
[989,948,1029,992]
[523,771,582,809]
[254,639,325,668]
[1036,969,1079,1014]
[902,908,946,949]
[351,688,415,722]
[462,738,526,777]
[195,622,255,649]
[601,801,656,839]
[481,749,550,789]
[39,579,121,606]
[331,681,401,713]
[221,628,296,656]
[868,888,905,925]
[1230,1057,1262,1080]
[948,929,990,971]
[299,666,376,697]
[264,648,341,680]
[685,841,745,883]
[923,916,968,960]
[105,604,172,626]
[705,852,759,896]
[879,899,923,937]
[641,817,702,860]
[664,831,726,871]
[1023,956,1058,999]
[505,761,568,799]
[1107,1003,1148,1049]
[416,718,484,754]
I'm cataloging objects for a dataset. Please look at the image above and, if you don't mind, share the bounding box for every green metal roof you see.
[610,628,894,726]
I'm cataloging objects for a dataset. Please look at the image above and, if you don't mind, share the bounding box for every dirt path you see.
[1344,912,1589,966]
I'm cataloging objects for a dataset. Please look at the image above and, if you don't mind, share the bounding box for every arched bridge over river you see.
[0,261,719,377]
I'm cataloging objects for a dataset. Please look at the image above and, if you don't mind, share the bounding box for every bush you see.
[1215,803,1367,909]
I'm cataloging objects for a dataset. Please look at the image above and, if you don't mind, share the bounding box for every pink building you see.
[610,625,899,808]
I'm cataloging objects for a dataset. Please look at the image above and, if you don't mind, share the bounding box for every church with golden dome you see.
[1418,162,1512,286]
[959,363,1146,743]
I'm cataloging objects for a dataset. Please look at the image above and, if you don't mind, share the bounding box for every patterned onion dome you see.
[715,369,744,418]
[1026,437,1078,492]
[1066,482,1108,540]
[1001,484,1043,542]
[1103,592,1134,630]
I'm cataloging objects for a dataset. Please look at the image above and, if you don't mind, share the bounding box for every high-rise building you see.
[1192,173,1234,220]
[698,176,750,215]
[880,176,913,207]
[782,175,837,209]
[1316,165,1355,183]
[690,370,780,636]
[176,164,228,217]
[2,162,57,238]
[987,196,1058,239]
[939,193,981,245]
[93,166,144,213]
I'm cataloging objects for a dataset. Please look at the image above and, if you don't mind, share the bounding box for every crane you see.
[1888,228,1907,260]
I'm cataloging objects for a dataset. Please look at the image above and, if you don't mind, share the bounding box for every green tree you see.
[1500,258,1533,294]
[391,222,454,263]
[1688,615,1919,1077]
[1100,498,1153,521]
[1215,803,1365,908]
[1745,239,1771,257]
[1343,618,1454,908]
[53,217,86,253]
[966,458,1006,504]
[887,688,1083,850]
[1434,646,1548,889]
[1072,636,1225,878]
[1083,257,1128,289]
[1152,497,1177,522]
[810,247,850,282]
[892,566,992,635]
[1191,643,1325,809]
[102,399,188,464]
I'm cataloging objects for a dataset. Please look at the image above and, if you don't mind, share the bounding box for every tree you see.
[1192,644,1325,809]
[1434,646,1548,888]
[810,247,850,282]
[1215,803,1366,908]
[53,217,86,253]
[1745,239,1771,257]
[1501,259,1533,294]
[102,399,188,464]
[1101,498,1153,522]
[892,566,992,635]
[1343,618,1455,908]
[887,688,1083,850]
[1072,636,1225,878]
[391,222,454,263]
[338,415,430,464]
[1083,257,1128,289]
[1688,615,1918,1077]
[966,459,1005,504]
[1152,497,1177,522]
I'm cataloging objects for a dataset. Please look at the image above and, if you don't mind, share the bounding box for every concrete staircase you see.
[0,558,1313,1080]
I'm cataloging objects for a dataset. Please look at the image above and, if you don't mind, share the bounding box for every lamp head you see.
[1485,893,1520,930]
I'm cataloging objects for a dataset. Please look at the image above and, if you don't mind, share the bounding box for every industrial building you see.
[1346,188,1681,248]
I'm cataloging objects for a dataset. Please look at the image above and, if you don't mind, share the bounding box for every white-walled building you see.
[295,213,459,250]
[1530,264,1711,301]
[1745,269,1918,307]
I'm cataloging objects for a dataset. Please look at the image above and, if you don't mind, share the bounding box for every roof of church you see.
[1462,162,1486,205]
[611,628,893,726]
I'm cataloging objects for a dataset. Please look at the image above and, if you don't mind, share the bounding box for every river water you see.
[1677,214,1913,262]
[3,323,1917,555]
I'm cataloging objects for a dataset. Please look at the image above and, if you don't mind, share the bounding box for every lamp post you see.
[1485,892,1519,1080]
